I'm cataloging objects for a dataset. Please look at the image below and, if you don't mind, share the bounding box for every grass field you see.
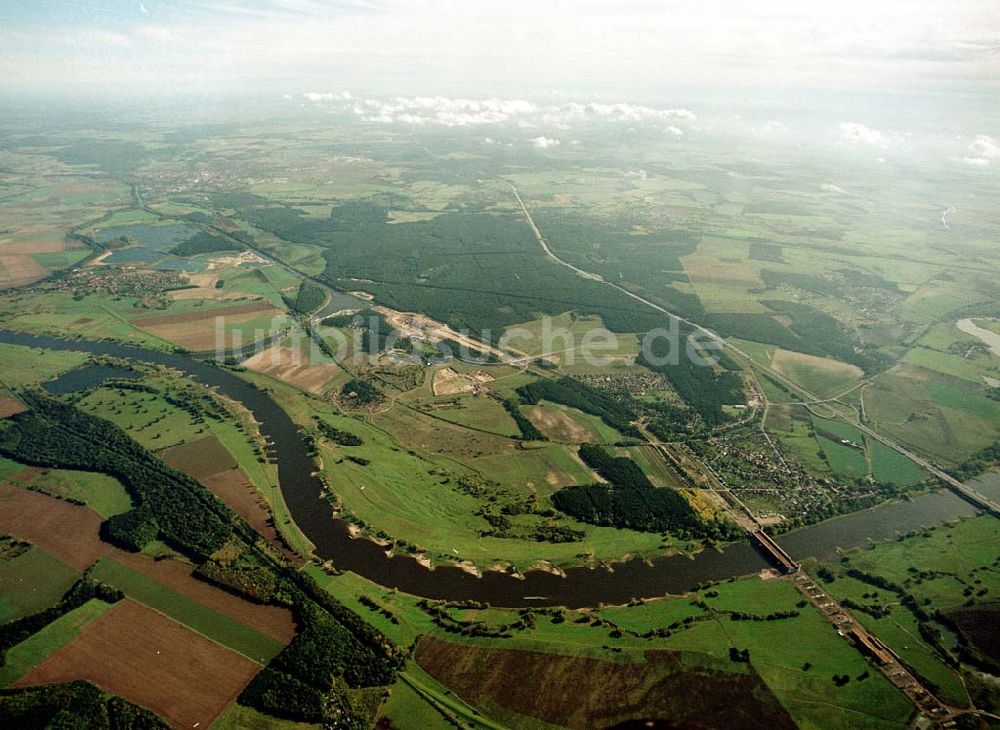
[16,598,262,729]
[0,343,89,388]
[809,515,1000,709]
[89,558,286,663]
[21,468,132,518]
[0,546,79,623]
[0,598,113,687]
[770,348,864,398]
[864,365,1000,464]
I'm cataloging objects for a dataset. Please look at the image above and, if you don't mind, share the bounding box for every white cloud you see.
[839,122,886,147]
[531,136,560,149]
[303,93,696,133]
[962,134,1000,166]
[820,183,846,193]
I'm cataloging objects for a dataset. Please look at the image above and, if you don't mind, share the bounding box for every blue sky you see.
[1,0,997,101]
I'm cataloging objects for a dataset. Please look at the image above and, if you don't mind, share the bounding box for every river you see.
[0,329,983,608]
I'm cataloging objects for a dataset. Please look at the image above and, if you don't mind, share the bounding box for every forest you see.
[170,231,242,257]
[550,444,720,537]
[0,392,403,725]
[517,376,641,438]
[636,333,744,428]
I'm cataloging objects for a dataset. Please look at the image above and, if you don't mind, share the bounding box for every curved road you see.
[506,181,1000,518]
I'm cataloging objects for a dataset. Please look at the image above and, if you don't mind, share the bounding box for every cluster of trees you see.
[517,377,640,438]
[284,281,326,315]
[0,395,234,558]
[577,443,651,488]
[0,681,167,729]
[551,444,710,536]
[0,578,123,664]
[240,572,403,723]
[501,398,545,441]
[947,441,1000,481]
[0,392,404,726]
[170,231,241,257]
[321,309,398,354]
[552,485,705,535]
[339,379,382,407]
[314,418,364,446]
[636,333,743,428]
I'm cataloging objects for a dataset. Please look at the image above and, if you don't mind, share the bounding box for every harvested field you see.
[0,483,110,570]
[524,404,597,443]
[130,302,280,350]
[103,554,295,644]
[431,367,475,396]
[415,637,796,730]
[131,301,275,328]
[157,434,238,480]
[0,397,27,419]
[243,345,339,394]
[169,272,250,301]
[0,253,47,288]
[16,598,262,729]
[202,467,302,563]
[0,485,295,640]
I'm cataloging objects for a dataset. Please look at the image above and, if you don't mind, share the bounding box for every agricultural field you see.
[0,86,998,730]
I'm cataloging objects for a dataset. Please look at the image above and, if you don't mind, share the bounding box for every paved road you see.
[507,181,999,518]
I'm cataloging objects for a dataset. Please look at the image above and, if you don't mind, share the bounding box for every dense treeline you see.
[339,378,382,407]
[0,578,123,664]
[170,231,241,257]
[551,483,704,534]
[578,443,651,488]
[0,392,404,725]
[284,281,327,315]
[254,205,667,340]
[0,395,233,558]
[703,300,886,374]
[636,333,743,427]
[314,418,364,446]
[518,376,640,438]
[502,398,546,441]
[946,441,1000,481]
[551,443,714,536]
[0,681,168,729]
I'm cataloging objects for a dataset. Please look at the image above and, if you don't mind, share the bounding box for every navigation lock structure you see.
[0,1,998,728]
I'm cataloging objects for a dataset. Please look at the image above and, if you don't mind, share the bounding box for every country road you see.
[506,181,1000,518]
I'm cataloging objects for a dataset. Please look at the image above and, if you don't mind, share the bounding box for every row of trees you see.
[517,376,641,438]
[0,391,404,725]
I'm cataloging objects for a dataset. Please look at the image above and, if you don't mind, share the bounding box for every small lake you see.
[104,247,163,264]
[96,223,199,252]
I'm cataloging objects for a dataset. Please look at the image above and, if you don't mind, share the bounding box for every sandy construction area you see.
[431,367,475,396]
[16,598,262,729]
